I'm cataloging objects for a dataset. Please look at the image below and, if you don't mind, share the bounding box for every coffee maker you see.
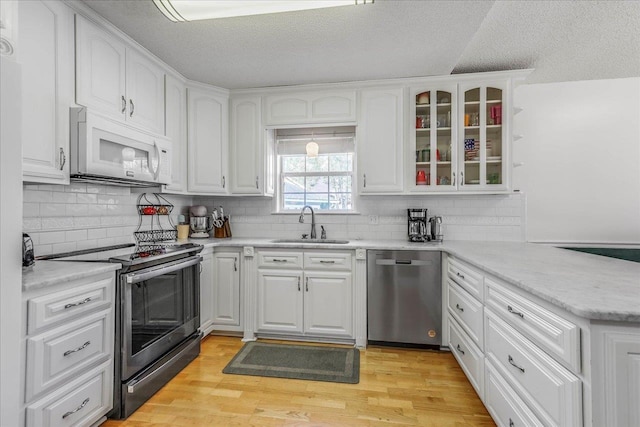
[189,205,212,238]
[407,209,429,242]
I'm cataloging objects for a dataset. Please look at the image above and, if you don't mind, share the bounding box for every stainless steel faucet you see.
[299,205,316,239]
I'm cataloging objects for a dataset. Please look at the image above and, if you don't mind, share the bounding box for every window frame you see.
[277,152,356,214]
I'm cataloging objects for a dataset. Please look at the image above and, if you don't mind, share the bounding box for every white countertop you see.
[190,237,640,323]
[23,238,640,323]
[22,260,121,292]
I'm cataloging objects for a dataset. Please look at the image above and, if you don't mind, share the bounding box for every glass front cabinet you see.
[409,80,510,192]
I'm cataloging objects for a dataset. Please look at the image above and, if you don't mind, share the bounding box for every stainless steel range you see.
[41,243,203,419]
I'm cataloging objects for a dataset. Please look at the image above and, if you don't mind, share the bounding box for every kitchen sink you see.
[271,239,350,244]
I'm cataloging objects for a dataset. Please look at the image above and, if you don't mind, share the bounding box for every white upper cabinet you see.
[357,87,405,194]
[264,90,356,125]
[76,15,164,135]
[163,74,187,193]
[408,84,458,192]
[187,86,229,194]
[124,49,165,134]
[457,81,510,192]
[229,95,273,196]
[19,0,74,184]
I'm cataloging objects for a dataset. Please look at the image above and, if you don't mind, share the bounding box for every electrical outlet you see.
[368,215,379,225]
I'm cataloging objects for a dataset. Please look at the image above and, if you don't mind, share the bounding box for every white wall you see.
[514,77,640,244]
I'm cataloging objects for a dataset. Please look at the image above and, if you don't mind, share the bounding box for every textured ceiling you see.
[80,0,640,89]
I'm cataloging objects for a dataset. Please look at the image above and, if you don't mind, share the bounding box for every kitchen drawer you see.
[27,275,114,335]
[304,251,352,271]
[257,250,304,269]
[25,309,112,401]
[485,309,582,427]
[485,275,581,372]
[26,359,113,427]
[447,257,483,301]
[447,279,484,349]
[484,360,544,427]
[448,315,484,400]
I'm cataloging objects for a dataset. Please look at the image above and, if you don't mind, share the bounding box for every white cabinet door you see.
[187,87,229,194]
[19,0,73,184]
[264,90,356,125]
[76,15,165,135]
[357,87,404,193]
[212,252,241,328]
[199,249,214,336]
[163,74,187,193]
[76,14,126,121]
[408,84,458,192]
[257,270,303,334]
[458,81,510,191]
[303,271,352,337]
[125,49,165,134]
[592,323,640,427]
[229,95,265,195]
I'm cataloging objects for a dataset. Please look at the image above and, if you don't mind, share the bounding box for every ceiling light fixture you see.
[153,0,373,22]
[306,132,319,157]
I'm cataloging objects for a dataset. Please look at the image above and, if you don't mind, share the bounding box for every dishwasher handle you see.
[375,259,433,266]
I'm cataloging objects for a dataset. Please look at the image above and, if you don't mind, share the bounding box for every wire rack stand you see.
[134,193,177,246]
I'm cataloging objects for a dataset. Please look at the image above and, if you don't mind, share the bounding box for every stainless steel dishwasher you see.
[367,250,442,347]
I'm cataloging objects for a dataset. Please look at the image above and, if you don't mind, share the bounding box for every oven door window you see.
[129,270,196,356]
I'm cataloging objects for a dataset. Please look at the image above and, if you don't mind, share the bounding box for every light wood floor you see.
[102,335,494,426]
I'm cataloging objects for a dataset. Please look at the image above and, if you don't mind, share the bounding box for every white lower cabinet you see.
[211,250,242,331]
[257,269,304,334]
[304,271,352,337]
[484,360,544,427]
[484,309,582,427]
[446,256,584,427]
[22,271,116,427]
[591,321,640,427]
[256,249,354,340]
[26,360,113,427]
[448,315,484,399]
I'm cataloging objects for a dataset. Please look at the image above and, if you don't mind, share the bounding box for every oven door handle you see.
[126,255,202,284]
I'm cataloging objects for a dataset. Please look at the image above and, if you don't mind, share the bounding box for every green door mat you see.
[222,341,360,384]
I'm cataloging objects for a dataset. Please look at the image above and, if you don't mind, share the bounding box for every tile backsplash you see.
[23,183,193,256]
[196,193,526,243]
[24,183,525,255]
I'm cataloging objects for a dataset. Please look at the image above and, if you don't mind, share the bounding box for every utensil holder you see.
[214,219,232,238]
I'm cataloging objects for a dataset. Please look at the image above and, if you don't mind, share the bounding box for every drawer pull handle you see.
[62,397,90,419]
[508,355,525,373]
[63,341,91,357]
[305,276,309,292]
[64,297,92,309]
[509,419,515,427]
[456,272,465,280]
[272,259,288,263]
[455,303,464,312]
[456,344,465,355]
[319,260,336,264]
[297,277,300,292]
[507,305,524,318]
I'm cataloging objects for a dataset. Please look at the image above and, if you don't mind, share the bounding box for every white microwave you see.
[69,107,172,186]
